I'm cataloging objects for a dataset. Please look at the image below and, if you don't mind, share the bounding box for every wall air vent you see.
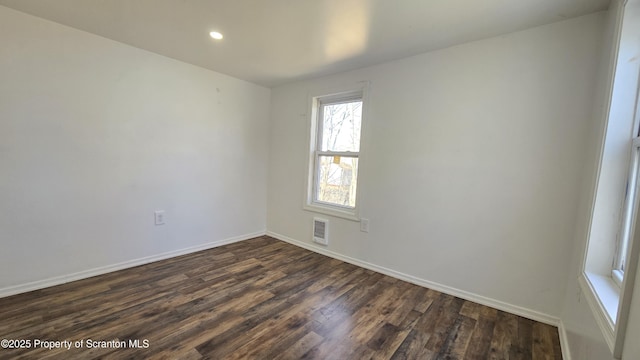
[313,218,328,245]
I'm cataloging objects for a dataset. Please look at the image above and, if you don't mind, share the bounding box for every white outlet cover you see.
[154,210,165,225]
[360,218,369,233]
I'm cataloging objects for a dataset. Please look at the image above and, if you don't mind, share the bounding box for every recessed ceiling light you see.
[209,31,223,40]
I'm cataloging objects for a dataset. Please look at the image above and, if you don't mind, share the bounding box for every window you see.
[579,1,640,356]
[613,132,640,287]
[305,89,364,219]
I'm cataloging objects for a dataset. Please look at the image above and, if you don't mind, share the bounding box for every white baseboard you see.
[0,230,266,299]
[267,230,560,327]
[558,321,572,360]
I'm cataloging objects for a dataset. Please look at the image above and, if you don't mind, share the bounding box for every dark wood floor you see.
[0,236,562,359]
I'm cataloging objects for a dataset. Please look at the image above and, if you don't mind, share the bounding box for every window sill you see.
[303,203,360,222]
[578,271,620,352]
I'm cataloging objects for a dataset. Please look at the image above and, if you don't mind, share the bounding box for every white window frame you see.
[304,85,368,221]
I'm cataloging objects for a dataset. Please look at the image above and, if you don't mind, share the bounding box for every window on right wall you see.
[580,0,640,357]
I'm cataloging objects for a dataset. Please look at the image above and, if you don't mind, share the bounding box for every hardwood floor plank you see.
[463,317,496,359]
[532,322,561,360]
[437,315,476,359]
[273,331,324,360]
[424,297,465,353]
[0,236,563,360]
[390,328,432,360]
[517,317,534,359]
[488,311,519,359]
[459,301,482,320]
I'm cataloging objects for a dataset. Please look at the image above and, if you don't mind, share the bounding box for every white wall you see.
[268,13,604,320]
[0,6,270,292]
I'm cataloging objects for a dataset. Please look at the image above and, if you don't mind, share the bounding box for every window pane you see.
[316,155,358,208]
[320,101,362,152]
[618,146,640,272]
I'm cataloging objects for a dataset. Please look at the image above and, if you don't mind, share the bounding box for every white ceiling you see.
[0,0,610,87]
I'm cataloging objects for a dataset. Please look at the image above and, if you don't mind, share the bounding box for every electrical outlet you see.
[360,218,369,233]
[154,210,165,225]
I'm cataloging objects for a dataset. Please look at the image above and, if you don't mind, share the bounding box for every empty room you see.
[1,0,640,359]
